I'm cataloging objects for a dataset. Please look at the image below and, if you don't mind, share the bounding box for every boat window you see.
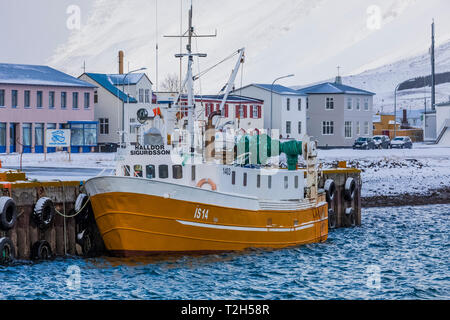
[268,176,272,189]
[191,165,196,181]
[295,176,299,189]
[159,165,169,179]
[134,165,143,177]
[257,174,261,188]
[284,176,289,189]
[123,165,131,177]
[232,171,236,185]
[243,173,247,186]
[173,165,183,179]
[146,165,155,179]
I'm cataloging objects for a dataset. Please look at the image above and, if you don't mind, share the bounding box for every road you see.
[2,166,115,181]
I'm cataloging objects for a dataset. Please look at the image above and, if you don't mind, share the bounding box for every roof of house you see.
[236,83,307,96]
[181,94,264,103]
[436,101,450,107]
[84,73,138,103]
[107,73,152,86]
[296,82,375,96]
[0,63,96,88]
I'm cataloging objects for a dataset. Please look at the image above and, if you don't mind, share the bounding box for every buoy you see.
[344,177,357,201]
[33,197,55,229]
[324,179,336,203]
[31,240,53,261]
[0,196,17,231]
[0,237,15,265]
[196,178,217,191]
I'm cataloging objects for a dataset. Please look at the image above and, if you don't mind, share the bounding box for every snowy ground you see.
[1,143,449,198]
[317,143,450,197]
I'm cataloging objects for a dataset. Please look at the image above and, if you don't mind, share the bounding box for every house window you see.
[322,121,334,135]
[257,174,261,188]
[284,176,289,189]
[94,91,98,103]
[84,92,90,108]
[11,90,18,108]
[356,121,360,135]
[326,97,334,109]
[364,98,369,111]
[145,89,150,103]
[49,91,55,109]
[158,165,169,179]
[243,172,247,186]
[306,97,309,109]
[24,91,30,108]
[37,91,43,108]
[0,90,4,106]
[345,121,353,138]
[347,97,352,110]
[22,123,32,147]
[364,121,369,135]
[139,89,144,103]
[232,171,236,185]
[298,99,302,111]
[73,92,79,109]
[298,121,302,134]
[252,105,258,119]
[99,118,109,134]
[173,165,183,179]
[146,165,155,179]
[356,98,361,110]
[268,175,272,189]
[61,92,67,109]
[286,121,291,134]
[287,98,290,111]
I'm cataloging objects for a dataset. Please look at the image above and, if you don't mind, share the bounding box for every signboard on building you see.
[46,129,71,147]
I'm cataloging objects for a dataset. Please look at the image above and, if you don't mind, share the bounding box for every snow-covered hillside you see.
[48,0,450,98]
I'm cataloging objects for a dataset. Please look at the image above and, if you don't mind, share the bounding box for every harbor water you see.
[1,204,449,300]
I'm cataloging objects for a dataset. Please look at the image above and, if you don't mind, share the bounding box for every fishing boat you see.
[84,3,328,256]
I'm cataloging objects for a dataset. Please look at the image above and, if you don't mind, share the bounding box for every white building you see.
[79,73,155,147]
[232,84,307,140]
[435,100,450,146]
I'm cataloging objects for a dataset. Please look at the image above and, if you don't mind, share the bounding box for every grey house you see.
[296,79,375,148]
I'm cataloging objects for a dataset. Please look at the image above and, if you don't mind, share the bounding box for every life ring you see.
[0,237,15,265]
[196,179,217,191]
[324,179,336,203]
[344,177,357,201]
[345,207,356,227]
[328,208,336,229]
[31,240,53,261]
[0,196,17,231]
[33,197,55,229]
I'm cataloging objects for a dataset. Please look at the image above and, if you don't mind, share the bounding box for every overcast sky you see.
[0,0,93,65]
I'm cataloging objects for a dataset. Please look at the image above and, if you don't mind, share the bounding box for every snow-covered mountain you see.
[49,0,450,102]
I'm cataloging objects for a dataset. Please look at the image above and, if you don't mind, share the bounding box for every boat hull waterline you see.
[85,176,329,256]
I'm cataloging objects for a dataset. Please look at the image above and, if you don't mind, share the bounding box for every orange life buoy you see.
[196,178,217,191]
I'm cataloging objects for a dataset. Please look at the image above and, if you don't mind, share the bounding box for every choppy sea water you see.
[1,204,449,300]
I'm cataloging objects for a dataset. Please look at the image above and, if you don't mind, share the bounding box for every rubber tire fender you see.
[345,207,356,227]
[74,193,91,225]
[344,177,357,201]
[324,179,336,203]
[33,197,55,229]
[31,240,53,261]
[0,237,15,265]
[328,208,336,229]
[0,196,17,231]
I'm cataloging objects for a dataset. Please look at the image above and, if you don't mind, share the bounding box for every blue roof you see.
[85,73,137,103]
[0,63,96,88]
[181,94,263,103]
[107,73,147,86]
[296,82,375,96]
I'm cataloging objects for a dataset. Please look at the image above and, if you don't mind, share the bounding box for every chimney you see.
[401,109,410,129]
[335,76,342,85]
[118,50,124,74]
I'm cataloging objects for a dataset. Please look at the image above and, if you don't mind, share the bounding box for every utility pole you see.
[431,20,436,111]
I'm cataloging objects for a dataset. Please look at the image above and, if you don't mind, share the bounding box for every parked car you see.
[390,136,413,149]
[372,135,391,149]
[353,137,376,150]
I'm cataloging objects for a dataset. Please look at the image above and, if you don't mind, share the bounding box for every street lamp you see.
[121,67,147,146]
[394,82,401,139]
[270,74,295,136]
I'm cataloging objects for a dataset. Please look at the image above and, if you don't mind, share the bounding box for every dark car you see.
[353,137,376,150]
[372,135,391,149]
[390,136,413,149]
